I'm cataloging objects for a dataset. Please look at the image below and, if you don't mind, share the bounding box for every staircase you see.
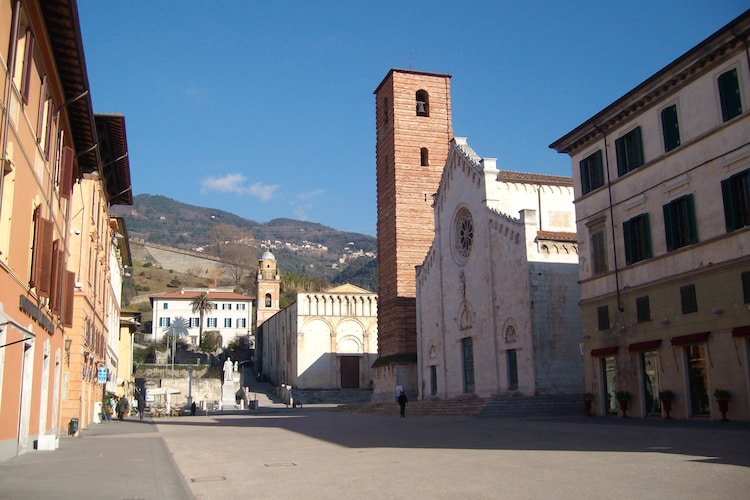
[292,389,374,406]
[339,394,583,419]
[476,394,582,418]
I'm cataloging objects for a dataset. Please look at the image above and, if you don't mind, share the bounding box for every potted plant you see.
[615,390,632,418]
[658,390,675,419]
[714,389,732,421]
[584,393,595,417]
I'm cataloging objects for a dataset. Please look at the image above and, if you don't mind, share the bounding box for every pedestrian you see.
[190,401,196,416]
[397,391,408,418]
[116,396,129,421]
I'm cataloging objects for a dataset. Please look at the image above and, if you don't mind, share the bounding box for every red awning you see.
[628,339,662,352]
[670,332,709,346]
[590,346,618,357]
[732,325,750,338]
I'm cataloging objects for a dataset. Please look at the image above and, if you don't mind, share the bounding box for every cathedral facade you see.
[416,138,583,399]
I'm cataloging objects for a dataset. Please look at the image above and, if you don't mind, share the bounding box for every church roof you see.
[536,230,578,242]
[496,170,573,187]
[324,283,374,294]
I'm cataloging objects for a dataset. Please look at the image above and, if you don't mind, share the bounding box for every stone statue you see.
[223,357,233,382]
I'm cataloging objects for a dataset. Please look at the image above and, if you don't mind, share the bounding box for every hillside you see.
[112,194,378,295]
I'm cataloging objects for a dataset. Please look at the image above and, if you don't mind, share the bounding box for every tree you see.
[163,316,190,374]
[190,293,215,347]
[201,330,222,354]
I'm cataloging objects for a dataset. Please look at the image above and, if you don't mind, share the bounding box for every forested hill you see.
[111,194,377,291]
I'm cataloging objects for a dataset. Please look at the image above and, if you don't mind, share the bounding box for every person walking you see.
[397,391,408,418]
[116,396,129,421]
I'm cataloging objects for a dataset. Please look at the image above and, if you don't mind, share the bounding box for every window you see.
[265,293,272,307]
[237,318,246,328]
[236,303,246,310]
[507,349,518,391]
[597,305,610,331]
[663,194,698,251]
[222,303,231,310]
[15,27,35,104]
[224,318,232,327]
[615,127,644,176]
[580,150,604,195]
[189,317,199,328]
[416,90,429,116]
[636,296,651,323]
[430,366,437,396]
[29,206,53,296]
[590,225,608,275]
[623,214,652,264]
[420,147,429,166]
[680,284,698,314]
[721,168,750,232]
[207,317,217,328]
[453,208,473,262]
[718,68,742,122]
[159,317,171,327]
[461,337,475,393]
[743,271,750,304]
[661,105,681,152]
[163,303,168,309]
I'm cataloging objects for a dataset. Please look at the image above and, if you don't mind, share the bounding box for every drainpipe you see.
[593,123,624,313]
[0,0,22,221]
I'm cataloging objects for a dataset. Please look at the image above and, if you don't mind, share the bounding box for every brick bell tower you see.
[373,69,453,401]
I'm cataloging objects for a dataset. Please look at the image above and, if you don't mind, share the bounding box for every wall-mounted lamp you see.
[711,308,724,315]
[660,317,670,326]
[64,338,72,366]
[70,228,81,235]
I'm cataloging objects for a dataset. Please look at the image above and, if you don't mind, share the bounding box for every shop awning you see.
[670,332,709,346]
[590,346,618,357]
[628,339,662,352]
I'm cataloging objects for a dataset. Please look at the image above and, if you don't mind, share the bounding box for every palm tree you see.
[190,292,215,348]
[164,316,190,376]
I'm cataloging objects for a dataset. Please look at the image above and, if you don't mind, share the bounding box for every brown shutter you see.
[35,217,54,297]
[63,271,75,328]
[60,146,74,200]
[49,241,62,314]
[21,29,34,104]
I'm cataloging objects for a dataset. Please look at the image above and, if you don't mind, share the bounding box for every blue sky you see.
[78,1,748,237]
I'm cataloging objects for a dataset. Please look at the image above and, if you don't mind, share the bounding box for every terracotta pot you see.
[717,399,730,421]
[584,399,592,417]
[661,399,672,419]
[618,399,629,418]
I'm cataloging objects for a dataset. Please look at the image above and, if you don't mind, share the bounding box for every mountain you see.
[111,194,378,291]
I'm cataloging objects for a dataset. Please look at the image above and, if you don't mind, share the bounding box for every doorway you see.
[340,356,359,389]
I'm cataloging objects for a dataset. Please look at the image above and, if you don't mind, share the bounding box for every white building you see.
[416,138,582,400]
[259,283,378,389]
[550,11,750,420]
[150,289,254,348]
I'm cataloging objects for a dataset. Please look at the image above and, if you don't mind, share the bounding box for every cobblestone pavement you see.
[1,408,749,500]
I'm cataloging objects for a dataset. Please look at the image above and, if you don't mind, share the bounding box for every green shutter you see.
[643,214,652,259]
[663,203,675,251]
[661,105,680,151]
[580,159,590,194]
[623,219,633,265]
[719,69,742,122]
[615,136,627,176]
[686,194,698,244]
[632,127,644,168]
[722,178,737,232]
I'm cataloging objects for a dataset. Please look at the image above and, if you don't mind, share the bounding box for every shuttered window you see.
[597,305,610,331]
[623,213,652,265]
[580,150,604,195]
[590,226,607,275]
[663,194,698,251]
[636,296,651,323]
[721,168,750,232]
[30,207,54,296]
[661,105,680,152]
[680,284,698,314]
[718,68,742,122]
[63,271,75,327]
[615,126,644,176]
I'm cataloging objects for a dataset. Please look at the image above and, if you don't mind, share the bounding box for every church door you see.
[340,356,359,389]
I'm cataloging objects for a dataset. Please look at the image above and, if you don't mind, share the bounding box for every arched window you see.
[265,293,272,308]
[420,147,429,166]
[416,90,429,116]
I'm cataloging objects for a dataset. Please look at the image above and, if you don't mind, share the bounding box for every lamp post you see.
[187,365,194,408]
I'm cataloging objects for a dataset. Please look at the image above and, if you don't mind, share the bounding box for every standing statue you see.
[223,357,233,382]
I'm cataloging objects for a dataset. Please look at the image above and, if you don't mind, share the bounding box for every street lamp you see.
[187,365,194,408]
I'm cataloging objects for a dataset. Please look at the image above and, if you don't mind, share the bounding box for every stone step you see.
[292,389,374,405]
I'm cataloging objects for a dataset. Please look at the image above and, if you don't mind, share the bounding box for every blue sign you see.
[97,367,108,384]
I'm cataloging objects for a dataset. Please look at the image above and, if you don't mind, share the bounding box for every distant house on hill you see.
[149,288,254,348]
